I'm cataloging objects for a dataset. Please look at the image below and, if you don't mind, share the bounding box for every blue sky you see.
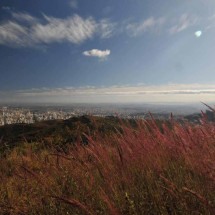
[0,0,215,103]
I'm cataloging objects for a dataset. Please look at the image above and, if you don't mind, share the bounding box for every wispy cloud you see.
[1,84,215,103]
[0,22,31,48]
[0,10,210,48]
[83,49,110,58]
[0,12,115,48]
[126,17,165,37]
[205,14,215,31]
[5,84,215,96]
[12,12,38,23]
[5,84,215,97]
[169,14,197,34]
[98,19,116,39]
[33,14,96,44]
[69,0,78,9]
[1,6,11,11]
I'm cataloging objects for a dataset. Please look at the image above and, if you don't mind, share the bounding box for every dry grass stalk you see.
[51,196,94,215]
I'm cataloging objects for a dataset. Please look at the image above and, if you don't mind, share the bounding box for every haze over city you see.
[0,0,215,103]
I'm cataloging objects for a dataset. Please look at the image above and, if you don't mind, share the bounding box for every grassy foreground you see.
[0,115,215,214]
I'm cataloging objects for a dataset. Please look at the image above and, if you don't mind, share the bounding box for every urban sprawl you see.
[0,105,196,126]
[0,106,140,126]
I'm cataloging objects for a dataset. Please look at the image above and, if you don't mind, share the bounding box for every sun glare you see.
[195,30,202,38]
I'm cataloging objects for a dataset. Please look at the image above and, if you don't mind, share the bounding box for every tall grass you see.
[0,114,215,214]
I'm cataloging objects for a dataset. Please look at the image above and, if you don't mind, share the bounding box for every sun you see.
[195,31,202,38]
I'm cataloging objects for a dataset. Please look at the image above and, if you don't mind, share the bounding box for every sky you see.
[0,0,215,103]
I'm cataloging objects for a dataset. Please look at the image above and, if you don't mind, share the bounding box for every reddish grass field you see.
[0,114,215,214]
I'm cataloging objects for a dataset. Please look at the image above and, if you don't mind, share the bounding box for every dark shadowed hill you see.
[0,115,128,151]
[1,111,213,153]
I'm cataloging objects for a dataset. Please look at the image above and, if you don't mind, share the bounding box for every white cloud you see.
[33,14,96,44]
[83,49,110,58]
[0,21,32,47]
[0,11,205,48]
[7,83,215,97]
[126,17,165,36]
[98,19,116,38]
[12,12,38,23]
[0,12,115,48]
[69,0,78,9]
[169,14,197,34]
[1,84,215,103]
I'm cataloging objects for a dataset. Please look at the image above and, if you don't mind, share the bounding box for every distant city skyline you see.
[0,0,215,103]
